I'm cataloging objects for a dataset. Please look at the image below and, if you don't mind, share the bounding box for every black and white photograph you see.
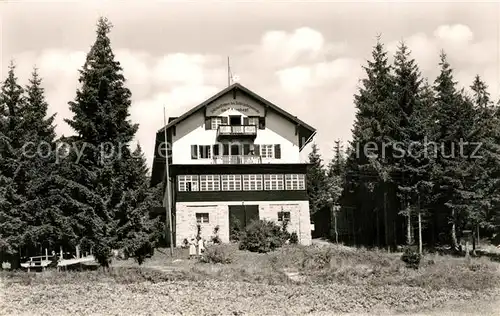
[1,1,500,315]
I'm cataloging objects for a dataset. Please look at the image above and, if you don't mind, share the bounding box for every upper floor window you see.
[242,117,259,126]
[205,116,228,130]
[200,174,220,191]
[191,145,211,159]
[221,174,242,191]
[285,174,306,190]
[264,174,284,190]
[260,144,281,159]
[178,175,199,191]
[199,145,211,159]
[211,117,222,130]
[260,145,273,158]
[242,174,263,191]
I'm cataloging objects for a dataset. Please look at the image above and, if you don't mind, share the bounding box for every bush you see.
[239,220,289,253]
[401,246,421,269]
[230,216,242,241]
[199,244,234,264]
[211,225,222,244]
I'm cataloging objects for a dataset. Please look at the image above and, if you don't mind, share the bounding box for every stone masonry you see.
[175,201,312,247]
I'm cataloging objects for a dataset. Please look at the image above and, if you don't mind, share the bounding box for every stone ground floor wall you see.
[175,201,312,247]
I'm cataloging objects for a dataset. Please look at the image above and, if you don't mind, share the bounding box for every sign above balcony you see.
[206,94,264,117]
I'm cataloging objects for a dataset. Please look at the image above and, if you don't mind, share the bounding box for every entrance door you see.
[229,205,259,240]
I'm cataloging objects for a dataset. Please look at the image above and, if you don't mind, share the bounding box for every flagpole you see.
[227,56,231,87]
[163,105,174,256]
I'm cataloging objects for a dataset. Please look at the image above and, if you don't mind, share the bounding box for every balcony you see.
[213,155,262,164]
[217,125,257,140]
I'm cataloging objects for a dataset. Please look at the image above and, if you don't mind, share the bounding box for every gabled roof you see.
[158,82,316,135]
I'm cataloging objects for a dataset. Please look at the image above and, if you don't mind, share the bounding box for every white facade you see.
[170,92,301,164]
[153,83,317,248]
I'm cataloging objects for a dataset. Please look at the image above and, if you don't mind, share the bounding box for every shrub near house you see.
[239,219,294,253]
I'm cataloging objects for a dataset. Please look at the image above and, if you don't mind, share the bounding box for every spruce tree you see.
[432,52,476,251]
[0,62,27,266]
[116,144,161,264]
[391,42,433,248]
[326,140,346,242]
[345,38,398,248]
[306,143,329,217]
[62,17,139,267]
[18,68,66,255]
[468,76,500,241]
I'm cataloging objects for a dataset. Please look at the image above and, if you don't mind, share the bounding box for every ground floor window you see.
[196,213,209,223]
[264,174,284,190]
[278,211,291,222]
[285,174,306,190]
[178,175,199,191]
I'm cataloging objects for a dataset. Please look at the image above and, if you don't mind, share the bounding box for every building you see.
[150,83,316,247]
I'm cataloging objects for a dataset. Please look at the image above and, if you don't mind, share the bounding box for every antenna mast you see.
[227,56,232,86]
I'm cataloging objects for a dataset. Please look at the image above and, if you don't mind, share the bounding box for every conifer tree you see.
[468,76,500,242]
[326,140,346,242]
[62,17,139,266]
[18,68,65,254]
[432,52,476,251]
[0,62,27,267]
[116,144,162,264]
[306,143,329,216]
[391,42,432,247]
[345,38,398,248]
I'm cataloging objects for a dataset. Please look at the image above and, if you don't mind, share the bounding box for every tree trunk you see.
[451,209,458,251]
[407,202,412,245]
[376,207,380,248]
[418,195,422,255]
[334,211,338,244]
[477,225,480,244]
[384,190,389,252]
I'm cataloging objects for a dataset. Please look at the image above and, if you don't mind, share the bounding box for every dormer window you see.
[248,117,259,126]
[211,117,222,130]
[229,115,241,126]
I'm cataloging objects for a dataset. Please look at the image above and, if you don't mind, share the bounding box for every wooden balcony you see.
[213,155,262,164]
[217,125,257,140]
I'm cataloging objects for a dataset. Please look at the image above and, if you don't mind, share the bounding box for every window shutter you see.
[258,117,265,129]
[254,144,260,156]
[243,117,249,125]
[221,116,228,125]
[205,145,210,158]
[213,144,220,156]
[191,145,198,159]
[223,143,230,156]
[274,144,281,159]
[205,118,211,130]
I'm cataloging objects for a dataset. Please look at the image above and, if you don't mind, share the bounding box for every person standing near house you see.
[197,238,205,257]
[189,238,197,259]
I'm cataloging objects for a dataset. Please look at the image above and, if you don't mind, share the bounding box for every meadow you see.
[1,241,500,315]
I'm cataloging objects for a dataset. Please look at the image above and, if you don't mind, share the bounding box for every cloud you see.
[5,21,498,169]
[433,24,474,43]
[386,24,498,97]
[9,48,219,168]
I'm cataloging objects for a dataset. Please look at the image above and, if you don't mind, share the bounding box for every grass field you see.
[1,242,500,315]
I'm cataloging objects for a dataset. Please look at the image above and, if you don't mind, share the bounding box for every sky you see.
[1,1,500,169]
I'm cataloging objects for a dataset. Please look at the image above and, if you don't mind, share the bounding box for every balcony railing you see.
[213,155,262,164]
[217,125,257,139]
